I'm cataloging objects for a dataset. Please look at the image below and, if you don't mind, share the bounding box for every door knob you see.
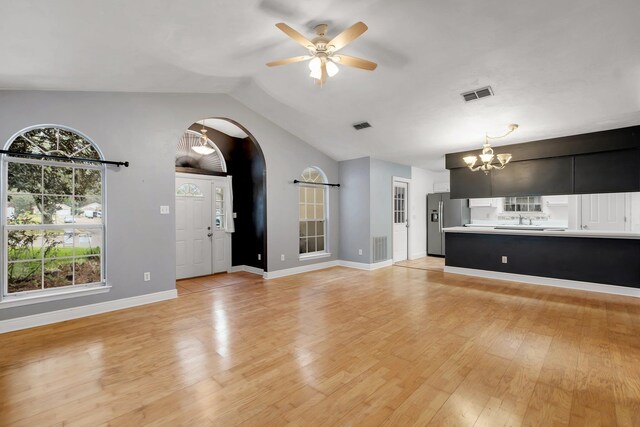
[207,233,213,237]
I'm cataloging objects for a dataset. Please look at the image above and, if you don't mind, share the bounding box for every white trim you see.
[0,289,178,334]
[264,260,339,279]
[299,252,332,261]
[409,251,427,260]
[0,284,111,309]
[228,265,264,275]
[339,259,394,271]
[444,266,640,298]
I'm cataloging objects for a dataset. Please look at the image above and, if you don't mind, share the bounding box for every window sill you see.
[0,284,111,309]
[299,252,332,261]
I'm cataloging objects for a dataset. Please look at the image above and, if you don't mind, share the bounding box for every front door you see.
[176,176,213,279]
[393,181,409,262]
[580,193,627,231]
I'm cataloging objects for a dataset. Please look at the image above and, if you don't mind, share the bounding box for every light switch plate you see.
[144,272,151,281]
[233,212,237,218]
[160,205,170,214]
[501,256,508,264]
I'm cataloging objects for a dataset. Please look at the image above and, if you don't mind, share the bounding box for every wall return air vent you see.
[461,86,494,102]
[353,122,372,130]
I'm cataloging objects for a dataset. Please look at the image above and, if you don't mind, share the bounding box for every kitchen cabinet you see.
[490,157,574,197]
[574,149,640,194]
[450,167,491,199]
[469,198,496,207]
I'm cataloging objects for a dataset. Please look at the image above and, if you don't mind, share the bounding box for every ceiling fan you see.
[266,22,377,85]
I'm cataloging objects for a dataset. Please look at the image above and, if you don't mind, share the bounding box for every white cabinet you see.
[469,198,496,208]
[544,195,569,207]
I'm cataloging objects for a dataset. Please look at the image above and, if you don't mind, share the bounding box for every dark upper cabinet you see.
[450,167,491,199]
[490,157,574,197]
[574,149,640,194]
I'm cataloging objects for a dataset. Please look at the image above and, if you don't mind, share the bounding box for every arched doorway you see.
[174,118,267,280]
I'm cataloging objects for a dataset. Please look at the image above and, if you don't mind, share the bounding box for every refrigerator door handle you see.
[438,201,443,232]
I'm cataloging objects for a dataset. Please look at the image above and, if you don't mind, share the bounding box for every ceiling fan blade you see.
[327,22,368,52]
[333,55,377,70]
[275,23,315,50]
[266,55,312,67]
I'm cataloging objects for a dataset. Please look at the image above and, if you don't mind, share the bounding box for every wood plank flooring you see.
[1,265,639,426]
[395,256,445,272]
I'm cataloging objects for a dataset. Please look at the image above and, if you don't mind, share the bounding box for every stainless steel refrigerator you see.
[427,193,470,256]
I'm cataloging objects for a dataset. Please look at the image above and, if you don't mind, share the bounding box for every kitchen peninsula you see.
[443,226,640,295]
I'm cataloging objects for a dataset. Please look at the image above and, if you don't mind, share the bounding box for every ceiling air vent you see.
[461,86,494,102]
[353,122,372,130]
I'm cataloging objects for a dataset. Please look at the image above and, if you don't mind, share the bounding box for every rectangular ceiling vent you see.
[353,122,372,130]
[461,86,494,102]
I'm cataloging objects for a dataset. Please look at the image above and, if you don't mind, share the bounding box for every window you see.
[176,183,203,197]
[394,185,406,223]
[2,126,105,300]
[503,196,542,212]
[298,167,327,256]
[215,186,225,230]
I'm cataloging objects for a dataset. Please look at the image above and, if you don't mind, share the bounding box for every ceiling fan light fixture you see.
[308,57,321,72]
[326,60,339,77]
[309,68,322,80]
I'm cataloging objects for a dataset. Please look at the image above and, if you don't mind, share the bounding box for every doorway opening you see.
[174,118,267,281]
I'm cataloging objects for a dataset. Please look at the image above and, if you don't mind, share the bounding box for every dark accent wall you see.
[446,126,640,199]
[445,232,640,288]
[185,124,266,270]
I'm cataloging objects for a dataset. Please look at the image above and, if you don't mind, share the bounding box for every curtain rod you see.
[293,179,340,188]
[0,150,129,167]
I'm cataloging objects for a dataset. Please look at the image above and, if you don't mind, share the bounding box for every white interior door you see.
[176,177,213,279]
[393,181,409,262]
[212,179,231,273]
[580,193,627,231]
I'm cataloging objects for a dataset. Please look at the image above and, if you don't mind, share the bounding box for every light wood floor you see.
[395,256,445,272]
[1,266,640,426]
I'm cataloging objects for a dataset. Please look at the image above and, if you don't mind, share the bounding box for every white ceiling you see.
[202,119,249,139]
[1,0,639,170]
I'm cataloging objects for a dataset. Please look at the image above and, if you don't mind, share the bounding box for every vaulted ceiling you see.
[1,0,639,170]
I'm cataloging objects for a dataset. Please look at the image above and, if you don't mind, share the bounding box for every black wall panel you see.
[445,232,640,288]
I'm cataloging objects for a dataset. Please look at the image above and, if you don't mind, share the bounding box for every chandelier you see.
[191,120,215,155]
[463,124,518,174]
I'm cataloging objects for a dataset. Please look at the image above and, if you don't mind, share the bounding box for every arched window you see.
[2,125,105,302]
[298,167,328,257]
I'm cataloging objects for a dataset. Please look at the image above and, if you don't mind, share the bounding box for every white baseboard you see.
[444,266,640,298]
[0,289,178,334]
[338,259,394,271]
[409,251,427,260]
[263,260,340,279]
[228,265,264,276]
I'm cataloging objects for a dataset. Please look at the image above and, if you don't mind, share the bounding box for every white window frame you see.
[0,125,109,308]
[298,167,330,260]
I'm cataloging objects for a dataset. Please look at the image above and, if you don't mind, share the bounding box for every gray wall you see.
[0,90,339,321]
[338,157,412,263]
[370,158,411,260]
[338,157,370,263]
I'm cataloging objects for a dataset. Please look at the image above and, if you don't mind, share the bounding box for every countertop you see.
[443,226,640,240]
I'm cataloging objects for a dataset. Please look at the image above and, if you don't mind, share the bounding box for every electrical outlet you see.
[358,249,363,255]
[144,272,151,281]
[160,205,170,214]
[501,256,508,264]
[258,254,261,261]
[281,254,285,261]
[233,212,237,218]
